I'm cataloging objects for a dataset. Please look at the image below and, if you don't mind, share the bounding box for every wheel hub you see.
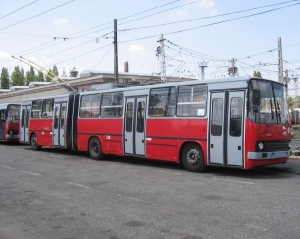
[93,143,99,153]
[187,148,200,165]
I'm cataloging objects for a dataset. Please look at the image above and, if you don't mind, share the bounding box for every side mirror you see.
[252,89,260,106]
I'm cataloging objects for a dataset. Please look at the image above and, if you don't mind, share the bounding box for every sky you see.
[0,0,300,95]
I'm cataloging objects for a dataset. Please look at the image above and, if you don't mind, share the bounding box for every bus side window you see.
[230,97,242,137]
[0,110,5,129]
[149,87,175,117]
[211,98,223,136]
[54,107,59,129]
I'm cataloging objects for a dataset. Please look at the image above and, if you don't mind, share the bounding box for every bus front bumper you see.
[248,150,292,160]
[5,134,19,139]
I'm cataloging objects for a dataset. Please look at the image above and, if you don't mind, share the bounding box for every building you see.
[0,71,198,104]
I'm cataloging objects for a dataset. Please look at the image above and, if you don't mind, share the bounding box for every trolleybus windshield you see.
[248,79,289,124]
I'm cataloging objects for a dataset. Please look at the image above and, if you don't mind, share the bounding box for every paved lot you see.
[0,143,299,239]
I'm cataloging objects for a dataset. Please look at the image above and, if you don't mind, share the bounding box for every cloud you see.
[199,0,215,8]
[53,18,69,25]
[129,45,144,52]
[170,10,190,19]
[197,0,217,16]
[0,50,10,60]
[210,9,218,16]
[129,45,146,56]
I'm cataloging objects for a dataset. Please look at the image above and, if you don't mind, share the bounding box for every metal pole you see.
[158,34,166,83]
[278,37,283,83]
[114,19,119,84]
[198,61,208,80]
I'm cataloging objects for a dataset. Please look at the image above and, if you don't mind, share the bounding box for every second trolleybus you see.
[0,103,21,142]
[19,76,292,172]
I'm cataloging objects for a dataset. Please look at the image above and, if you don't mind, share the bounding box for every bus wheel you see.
[30,133,41,151]
[89,137,103,160]
[182,143,206,172]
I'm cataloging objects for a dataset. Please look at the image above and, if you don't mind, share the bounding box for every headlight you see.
[258,142,264,150]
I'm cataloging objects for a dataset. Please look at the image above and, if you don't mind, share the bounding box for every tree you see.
[52,65,59,76]
[253,71,262,78]
[0,67,10,89]
[288,96,294,109]
[45,68,53,82]
[25,66,36,85]
[35,71,44,82]
[11,66,25,86]
[45,65,59,82]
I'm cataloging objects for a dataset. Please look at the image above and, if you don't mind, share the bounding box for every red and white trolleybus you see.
[19,76,292,172]
[0,103,21,142]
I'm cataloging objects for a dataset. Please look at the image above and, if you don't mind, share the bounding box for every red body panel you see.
[77,118,123,155]
[146,119,208,163]
[29,119,53,146]
[244,118,290,169]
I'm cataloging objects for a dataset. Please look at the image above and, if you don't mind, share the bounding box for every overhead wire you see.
[46,43,113,68]
[0,0,75,31]
[0,0,39,20]
[119,2,300,44]
[65,0,183,38]
[0,0,188,67]
[91,45,113,70]
[119,0,299,32]
[137,42,158,74]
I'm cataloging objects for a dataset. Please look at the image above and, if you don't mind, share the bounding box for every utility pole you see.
[114,19,118,84]
[157,34,166,83]
[198,61,208,80]
[278,37,283,83]
[284,69,290,100]
[228,58,237,77]
[292,73,299,109]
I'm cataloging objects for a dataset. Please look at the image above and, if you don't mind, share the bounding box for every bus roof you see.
[0,103,20,110]
[21,93,73,103]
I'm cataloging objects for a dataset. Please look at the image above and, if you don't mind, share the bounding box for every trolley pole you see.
[114,19,119,84]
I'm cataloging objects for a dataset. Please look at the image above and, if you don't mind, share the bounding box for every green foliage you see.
[25,66,36,86]
[11,66,25,86]
[0,67,10,89]
[52,65,59,76]
[45,65,59,82]
[288,96,294,109]
[253,71,262,78]
[35,71,44,82]
[45,68,53,82]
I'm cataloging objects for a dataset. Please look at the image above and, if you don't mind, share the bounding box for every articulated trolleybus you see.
[0,103,21,142]
[19,76,292,172]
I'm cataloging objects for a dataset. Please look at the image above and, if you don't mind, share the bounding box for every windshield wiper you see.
[276,100,282,123]
[270,97,274,121]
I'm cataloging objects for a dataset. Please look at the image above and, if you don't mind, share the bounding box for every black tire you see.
[88,137,103,160]
[30,133,41,151]
[181,143,206,172]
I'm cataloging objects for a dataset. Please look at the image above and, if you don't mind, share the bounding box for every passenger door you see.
[124,97,146,156]
[209,91,244,166]
[53,102,67,146]
[227,91,244,166]
[20,105,30,143]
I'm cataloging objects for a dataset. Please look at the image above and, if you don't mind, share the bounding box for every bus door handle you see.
[142,139,144,143]
[211,144,214,148]
[125,138,127,142]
